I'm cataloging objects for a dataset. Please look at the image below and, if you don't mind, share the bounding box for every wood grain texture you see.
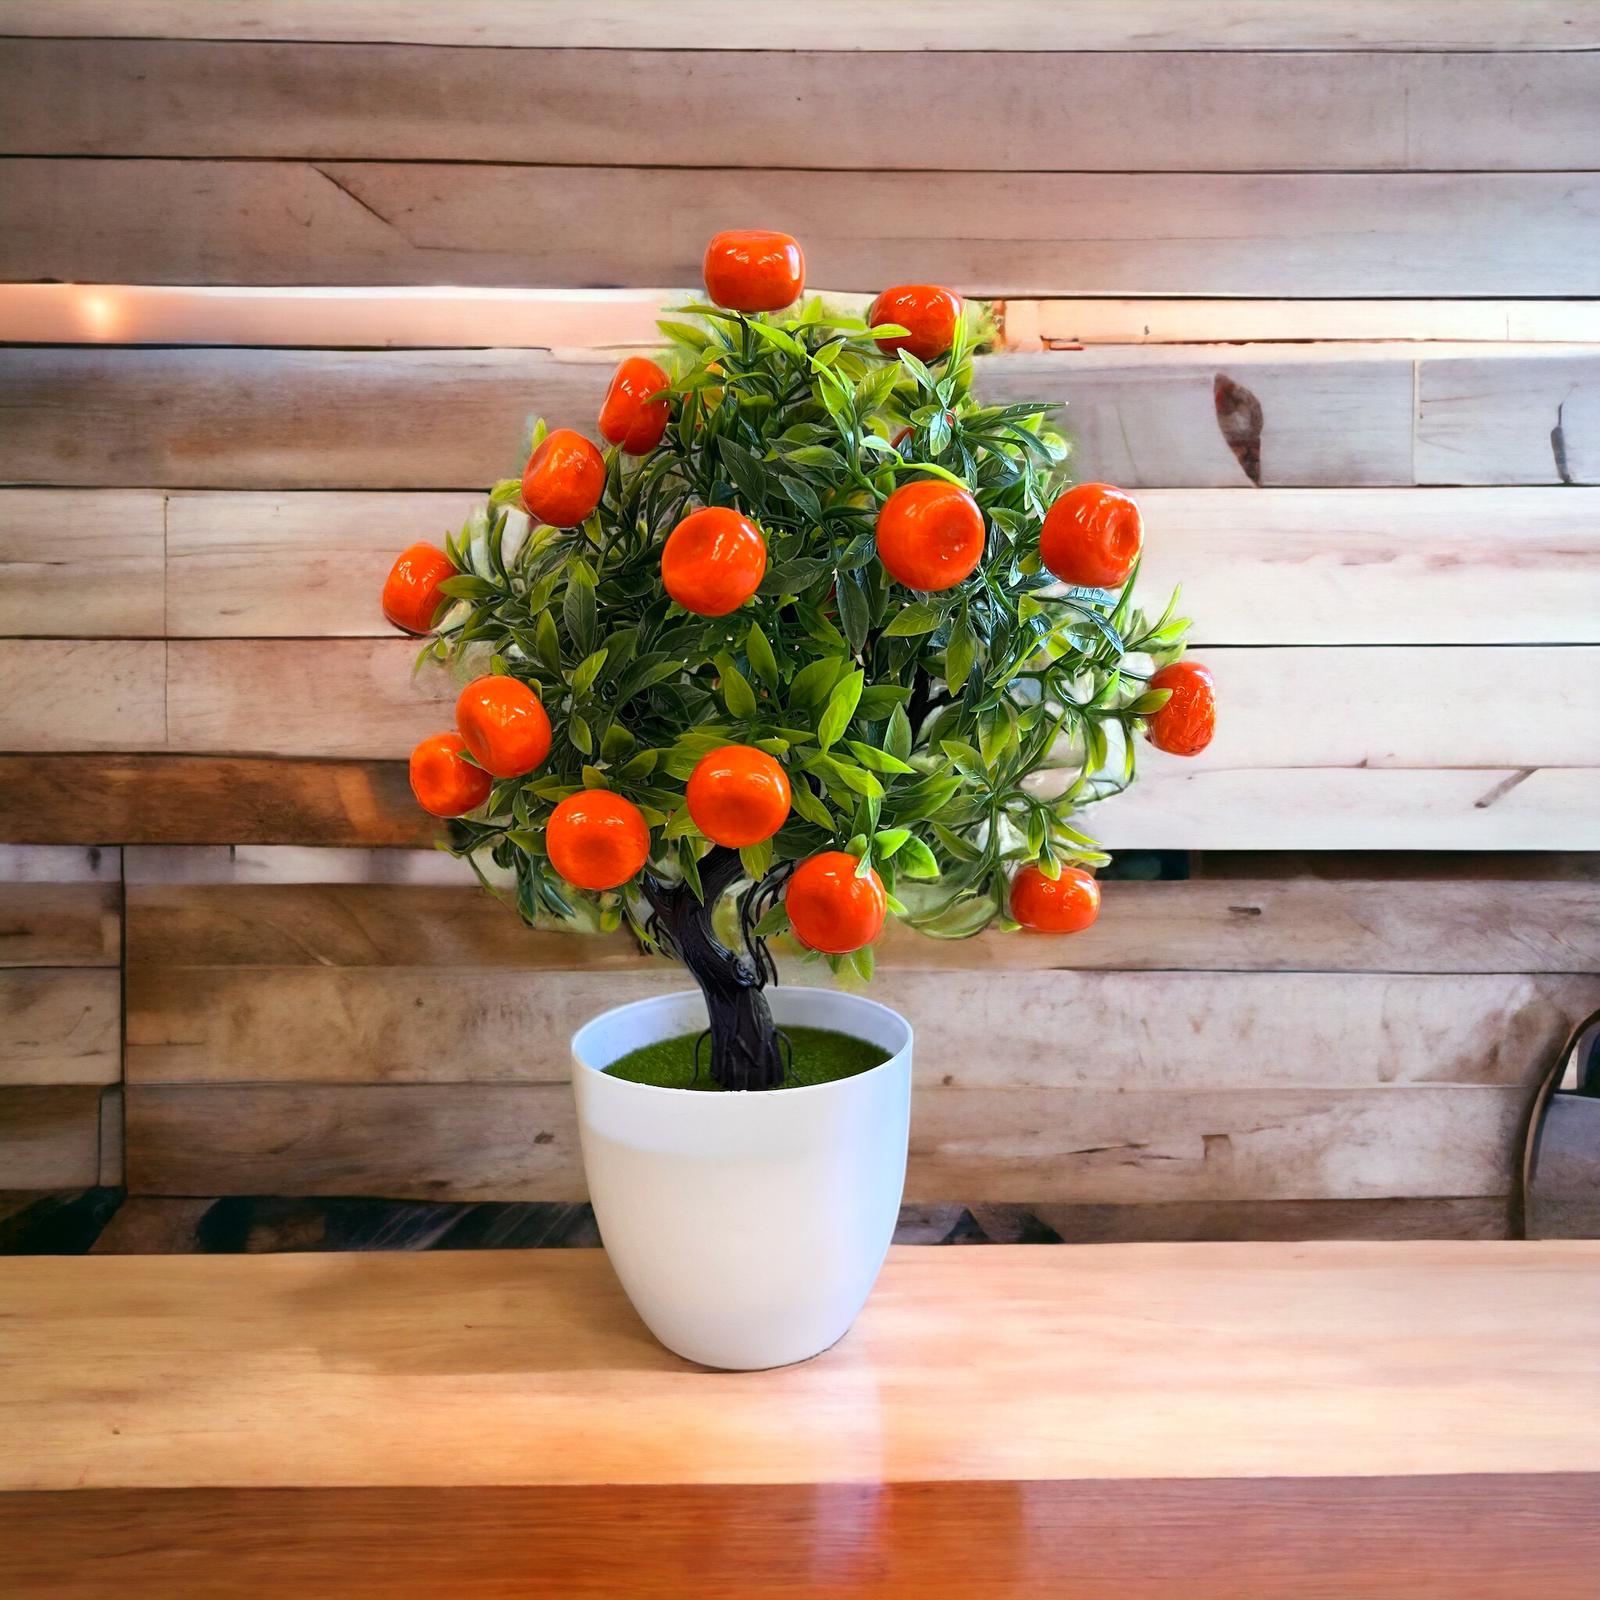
[0,641,165,751]
[0,1084,102,1187]
[122,964,1600,1090]
[4,1474,1598,1600]
[7,40,1597,171]
[121,1081,1527,1204]
[5,1,1595,51]
[0,968,119,1084]
[4,1243,1597,1489]
[1033,1195,1512,1243]
[0,756,431,846]
[5,161,1593,295]
[165,640,454,759]
[0,491,165,637]
[155,487,1600,644]
[121,873,1600,974]
[7,344,1593,490]
[0,882,119,966]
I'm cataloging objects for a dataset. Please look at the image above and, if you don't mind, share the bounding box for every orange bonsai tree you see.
[384,229,1214,1090]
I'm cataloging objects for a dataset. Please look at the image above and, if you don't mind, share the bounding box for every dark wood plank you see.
[1,1476,1596,1599]
[4,160,1591,295]
[0,756,431,846]
[5,41,1596,171]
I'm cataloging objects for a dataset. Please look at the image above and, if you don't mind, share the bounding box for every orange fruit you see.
[869,284,963,363]
[785,851,886,954]
[661,507,767,616]
[703,230,805,313]
[381,542,455,634]
[521,429,605,527]
[1010,864,1101,934]
[686,745,791,848]
[1145,661,1217,757]
[409,733,492,818]
[876,480,985,592]
[546,790,651,891]
[1040,483,1143,589]
[455,676,552,779]
[599,356,671,455]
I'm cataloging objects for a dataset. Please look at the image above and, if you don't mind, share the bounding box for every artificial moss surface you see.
[603,1025,890,1091]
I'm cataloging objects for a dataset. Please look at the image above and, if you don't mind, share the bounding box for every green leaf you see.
[745,622,780,689]
[739,839,774,882]
[885,703,913,762]
[836,572,871,655]
[563,574,597,656]
[883,601,943,638]
[788,781,835,830]
[944,615,976,696]
[570,648,608,696]
[846,740,915,775]
[816,668,865,752]
[569,715,593,755]
[788,654,846,711]
[898,837,941,879]
[534,610,562,672]
[873,828,911,858]
[715,653,758,717]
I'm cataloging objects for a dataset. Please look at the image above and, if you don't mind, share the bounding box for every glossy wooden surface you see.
[4,1476,1598,1600]
[4,1244,1598,1492]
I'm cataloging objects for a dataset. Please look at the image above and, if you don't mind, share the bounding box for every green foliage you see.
[422,296,1190,966]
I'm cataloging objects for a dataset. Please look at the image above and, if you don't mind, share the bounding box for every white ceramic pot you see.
[571,985,913,1370]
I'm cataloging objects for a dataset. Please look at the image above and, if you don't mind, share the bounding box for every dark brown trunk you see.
[640,847,788,1092]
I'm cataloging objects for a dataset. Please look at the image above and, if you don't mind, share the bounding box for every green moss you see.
[603,1025,890,1092]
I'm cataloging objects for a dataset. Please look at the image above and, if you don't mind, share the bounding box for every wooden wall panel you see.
[0,491,165,637]
[6,162,1593,295]
[121,873,1600,975]
[0,882,120,967]
[25,486,1567,646]
[0,642,166,752]
[7,41,1598,171]
[5,1,1594,52]
[7,346,1592,492]
[0,970,120,1086]
[0,1086,104,1188]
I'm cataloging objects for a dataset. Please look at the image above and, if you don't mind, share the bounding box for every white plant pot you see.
[571,985,913,1370]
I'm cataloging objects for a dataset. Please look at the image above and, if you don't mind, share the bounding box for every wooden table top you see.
[5,1242,1599,1597]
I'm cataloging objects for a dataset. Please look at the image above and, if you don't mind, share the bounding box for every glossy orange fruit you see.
[599,356,671,455]
[1145,660,1216,757]
[546,790,651,891]
[869,284,963,363]
[455,675,552,779]
[521,429,605,528]
[876,480,985,592]
[381,542,455,634]
[1010,864,1101,934]
[686,745,791,848]
[661,507,767,616]
[1040,483,1143,590]
[785,851,887,955]
[703,230,805,314]
[409,732,492,818]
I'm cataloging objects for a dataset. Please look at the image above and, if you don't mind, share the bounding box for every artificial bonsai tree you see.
[383,229,1215,1093]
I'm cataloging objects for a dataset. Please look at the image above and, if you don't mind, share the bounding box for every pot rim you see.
[571,984,912,1101]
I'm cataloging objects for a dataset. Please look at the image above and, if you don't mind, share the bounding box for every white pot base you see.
[571,986,914,1371]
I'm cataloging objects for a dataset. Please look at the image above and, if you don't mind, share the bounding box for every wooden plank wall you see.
[1,0,1597,1238]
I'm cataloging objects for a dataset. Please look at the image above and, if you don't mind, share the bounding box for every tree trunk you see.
[641,847,788,1092]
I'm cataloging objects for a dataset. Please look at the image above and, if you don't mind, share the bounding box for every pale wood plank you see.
[22,485,1600,644]
[1010,298,1600,347]
[4,1,1593,51]
[165,491,479,637]
[122,965,1600,1090]
[9,1242,1597,1490]
[0,1084,101,1187]
[0,490,165,637]
[0,283,683,349]
[119,1080,1525,1203]
[7,41,1597,171]
[0,969,120,1085]
[13,344,1594,491]
[1098,768,1600,851]
[1418,354,1600,486]
[4,161,1591,296]
[164,640,454,759]
[0,844,121,882]
[0,640,166,751]
[0,883,120,967]
[121,875,1600,975]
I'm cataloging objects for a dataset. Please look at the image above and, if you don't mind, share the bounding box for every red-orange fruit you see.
[521,429,605,527]
[381,542,455,634]
[876,480,985,592]
[1145,661,1216,757]
[686,745,791,848]
[1040,483,1144,590]
[868,284,963,363]
[546,790,651,891]
[454,676,552,779]
[703,230,805,313]
[599,356,671,455]
[1010,864,1101,934]
[661,507,767,616]
[409,732,492,818]
[785,851,887,955]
